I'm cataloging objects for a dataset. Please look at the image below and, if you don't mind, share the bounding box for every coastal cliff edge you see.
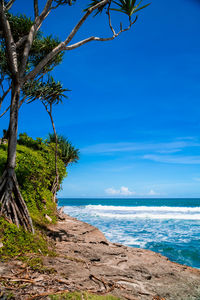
[0,214,200,300]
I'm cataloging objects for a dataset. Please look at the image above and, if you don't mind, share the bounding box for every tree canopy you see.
[0,0,149,232]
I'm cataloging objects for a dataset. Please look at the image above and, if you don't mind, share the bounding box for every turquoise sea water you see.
[58,198,200,269]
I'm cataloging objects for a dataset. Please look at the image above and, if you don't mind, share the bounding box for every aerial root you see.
[0,168,34,233]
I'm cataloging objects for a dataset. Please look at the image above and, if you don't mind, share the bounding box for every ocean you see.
[58,198,200,269]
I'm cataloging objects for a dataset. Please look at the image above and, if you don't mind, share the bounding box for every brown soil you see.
[0,214,200,300]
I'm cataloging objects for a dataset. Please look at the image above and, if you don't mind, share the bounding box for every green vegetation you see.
[47,133,80,167]
[21,256,57,273]
[49,292,120,300]
[0,133,69,259]
[0,0,148,231]
[0,133,67,225]
[0,217,49,260]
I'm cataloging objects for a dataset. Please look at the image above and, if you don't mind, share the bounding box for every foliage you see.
[53,0,76,7]
[0,217,49,260]
[0,0,149,232]
[84,0,150,17]
[0,133,69,259]
[17,132,43,150]
[111,0,150,16]
[49,292,120,300]
[0,133,67,225]
[47,133,80,166]
[0,13,64,76]
[83,0,108,16]
[6,12,34,41]
[23,76,69,106]
[21,256,57,273]
[29,35,64,74]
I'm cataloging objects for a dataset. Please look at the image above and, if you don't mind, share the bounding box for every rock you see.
[45,214,52,222]
[57,207,66,220]
[46,213,200,300]
[1,213,200,300]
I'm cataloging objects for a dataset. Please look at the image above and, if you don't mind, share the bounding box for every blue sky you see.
[1,0,200,198]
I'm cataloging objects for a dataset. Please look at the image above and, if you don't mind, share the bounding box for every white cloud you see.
[120,186,135,196]
[81,139,200,155]
[143,154,200,165]
[157,149,182,154]
[105,187,160,197]
[105,186,135,196]
[147,189,160,196]
[105,188,119,195]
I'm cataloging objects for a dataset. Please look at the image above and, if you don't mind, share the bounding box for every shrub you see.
[0,134,67,225]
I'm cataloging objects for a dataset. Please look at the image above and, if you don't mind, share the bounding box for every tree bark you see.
[0,84,34,233]
[43,103,59,203]
[7,84,20,168]
[49,110,59,203]
[0,2,34,233]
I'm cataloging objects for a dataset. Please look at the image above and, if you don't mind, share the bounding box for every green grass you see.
[0,217,51,260]
[0,135,67,228]
[0,134,67,260]
[49,292,120,300]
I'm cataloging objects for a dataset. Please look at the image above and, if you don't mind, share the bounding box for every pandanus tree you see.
[0,0,149,232]
[0,10,64,232]
[47,133,80,167]
[22,76,70,202]
[47,133,80,201]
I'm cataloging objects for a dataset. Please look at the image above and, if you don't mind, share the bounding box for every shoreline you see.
[1,213,200,299]
[61,211,200,271]
[59,199,200,270]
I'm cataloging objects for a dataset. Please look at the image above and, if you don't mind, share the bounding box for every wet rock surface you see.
[0,214,200,299]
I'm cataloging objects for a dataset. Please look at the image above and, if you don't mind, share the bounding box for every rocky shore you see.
[0,214,200,300]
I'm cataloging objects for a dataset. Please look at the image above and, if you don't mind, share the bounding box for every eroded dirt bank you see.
[1,214,200,300]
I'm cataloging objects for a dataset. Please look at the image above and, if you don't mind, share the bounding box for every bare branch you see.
[39,0,53,20]
[5,0,15,10]
[42,100,49,113]
[64,16,138,51]
[107,3,115,35]
[62,0,110,47]
[0,85,11,110]
[0,104,10,118]
[19,70,49,109]
[34,0,39,19]
[19,0,53,77]
[0,79,5,94]
[0,74,5,87]
[51,2,60,10]
[65,36,114,50]
[18,94,27,108]
[16,35,28,48]
[0,2,19,81]
[25,0,110,81]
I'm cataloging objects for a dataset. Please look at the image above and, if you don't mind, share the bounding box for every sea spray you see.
[59,198,200,268]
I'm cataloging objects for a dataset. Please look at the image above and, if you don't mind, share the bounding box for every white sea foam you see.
[62,203,200,268]
[94,212,200,220]
[107,233,146,247]
[85,205,200,213]
[63,205,200,220]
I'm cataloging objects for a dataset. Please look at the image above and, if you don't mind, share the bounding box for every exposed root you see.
[89,274,124,293]
[27,288,69,300]
[0,168,34,233]
[0,275,35,284]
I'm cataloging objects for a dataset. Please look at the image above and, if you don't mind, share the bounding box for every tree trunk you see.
[0,84,34,233]
[48,106,59,203]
